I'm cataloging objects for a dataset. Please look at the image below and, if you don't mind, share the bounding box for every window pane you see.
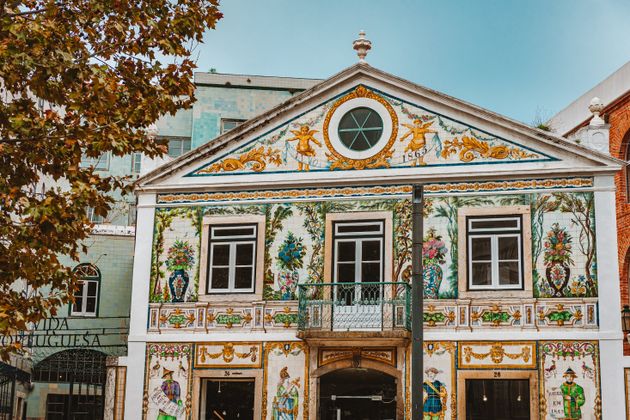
[471,262,492,286]
[87,281,97,297]
[86,297,96,313]
[498,236,519,260]
[362,240,381,261]
[72,300,82,313]
[337,242,355,262]
[470,237,491,260]
[336,223,382,234]
[234,267,253,289]
[235,243,254,265]
[470,218,519,230]
[212,244,230,266]
[210,267,229,289]
[337,262,355,283]
[213,227,255,238]
[361,262,381,282]
[499,261,520,285]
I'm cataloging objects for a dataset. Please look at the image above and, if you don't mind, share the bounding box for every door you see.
[319,368,397,420]
[201,379,255,420]
[332,221,384,330]
[465,379,530,420]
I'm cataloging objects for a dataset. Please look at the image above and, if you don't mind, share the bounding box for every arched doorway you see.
[319,368,397,420]
[33,349,107,419]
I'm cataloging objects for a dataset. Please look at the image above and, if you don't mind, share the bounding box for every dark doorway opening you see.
[319,368,397,420]
[201,379,255,420]
[465,379,530,420]
[33,349,106,420]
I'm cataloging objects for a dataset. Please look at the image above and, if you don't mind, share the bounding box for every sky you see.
[196,0,630,125]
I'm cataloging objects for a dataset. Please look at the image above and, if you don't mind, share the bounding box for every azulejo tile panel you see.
[194,342,262,368]
[458,341,537,369]
[539,341,601,420]
[148,302,298,333]
[187,85,553,177]
[143,343,193,420]
[149,188,598,305]
[262,342,309,420]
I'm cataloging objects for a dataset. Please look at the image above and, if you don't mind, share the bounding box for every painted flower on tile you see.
[277,232,306,271]
[543,223,574,266]
[165,240,196,271]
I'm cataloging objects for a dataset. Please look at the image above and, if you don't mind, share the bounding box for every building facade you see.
[22,74,319,420]
[126,58,625,419]
[549,60,630,417]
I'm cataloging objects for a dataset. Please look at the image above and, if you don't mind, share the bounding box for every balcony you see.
[297,282,411,341]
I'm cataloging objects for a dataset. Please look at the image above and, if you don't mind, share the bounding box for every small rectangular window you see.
[467,216,523,290]
[221,118,246,134]
[80,153,110,170]
[131,152,142,174]
[167,137,192,158]
[207,224,257,293]
[87,207,106,224]
[128,203,137,226]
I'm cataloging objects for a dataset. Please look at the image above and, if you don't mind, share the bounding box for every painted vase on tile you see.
[423,263,443,299]
[543,223,574,297]
[276,232,306,300]
[168,269,189,303]
[422,228,447,299]
[278,270,299,300]
[546,263,571,297]
[165,239,195,303]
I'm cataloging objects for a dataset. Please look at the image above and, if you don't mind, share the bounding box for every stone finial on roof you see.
[353,30,372,63]
[588,97,605,127]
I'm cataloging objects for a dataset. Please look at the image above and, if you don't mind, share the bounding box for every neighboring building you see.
[549,59,630,416]
[22,74,319,420]
[125,40,625,419]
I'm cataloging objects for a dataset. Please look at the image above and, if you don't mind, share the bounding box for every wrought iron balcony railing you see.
[297,282,411,332]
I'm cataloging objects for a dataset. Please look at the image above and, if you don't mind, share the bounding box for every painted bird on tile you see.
[150,360,160,378]
[179,360,187,378]
[581,361,594,379]
[545,360,557,378]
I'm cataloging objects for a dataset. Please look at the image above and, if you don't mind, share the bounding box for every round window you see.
[337,107,384,151]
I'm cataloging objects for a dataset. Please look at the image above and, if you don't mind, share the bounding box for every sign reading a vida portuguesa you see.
[1,316,129,349]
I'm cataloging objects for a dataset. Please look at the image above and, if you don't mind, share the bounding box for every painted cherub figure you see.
[287,125,321,171]
[400,119,436,166]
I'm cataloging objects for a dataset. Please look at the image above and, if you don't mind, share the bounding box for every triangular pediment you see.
[186,84,553,177]
[137,64,621,189]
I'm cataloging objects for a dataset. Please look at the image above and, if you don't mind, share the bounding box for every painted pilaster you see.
[593,175,625,418]
[124,192,156,420]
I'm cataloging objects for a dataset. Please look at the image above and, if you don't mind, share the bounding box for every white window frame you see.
[467,217,523,290]
[332,221,384,284]
[70,264,100,317]
[207,225,257,293]
[458,206,533,298]
[198,215,266,302]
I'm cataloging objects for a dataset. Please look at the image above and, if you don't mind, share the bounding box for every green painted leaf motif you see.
[481,311,511,323]
[215,314,243,325]
[546,311,573,322]
[274,313,298,325]
[423,312,446,323]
